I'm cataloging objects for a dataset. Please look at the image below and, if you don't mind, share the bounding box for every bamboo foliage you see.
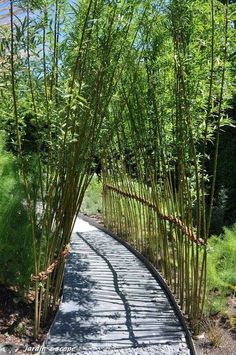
[102,0,232,333]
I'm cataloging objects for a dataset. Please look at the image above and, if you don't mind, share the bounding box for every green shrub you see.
[0,134,34,293]
[80,176,102,215]
[206,225,236,314]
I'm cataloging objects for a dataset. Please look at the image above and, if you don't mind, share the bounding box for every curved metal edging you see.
[79,214,197,355]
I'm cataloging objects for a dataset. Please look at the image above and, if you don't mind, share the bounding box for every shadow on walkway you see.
[44,219,191,354]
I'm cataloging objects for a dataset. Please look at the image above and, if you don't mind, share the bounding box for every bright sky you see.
[0,1,76,26]
[0,1,10,25]
[0,1,24,26]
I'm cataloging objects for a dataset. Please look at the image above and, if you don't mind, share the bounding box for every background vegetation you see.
[0,134,34,291]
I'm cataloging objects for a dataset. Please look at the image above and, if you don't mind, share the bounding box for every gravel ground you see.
[78,343,190,355]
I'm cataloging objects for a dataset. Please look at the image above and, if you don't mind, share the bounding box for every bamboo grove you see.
[0,0,235,338]
[102,0,234,333]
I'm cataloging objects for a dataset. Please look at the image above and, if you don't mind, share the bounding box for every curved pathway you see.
[45,218,195,354]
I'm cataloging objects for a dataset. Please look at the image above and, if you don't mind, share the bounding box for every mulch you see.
[0,285,55,353]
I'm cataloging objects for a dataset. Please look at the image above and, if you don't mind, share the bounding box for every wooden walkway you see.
[44,218,195,354]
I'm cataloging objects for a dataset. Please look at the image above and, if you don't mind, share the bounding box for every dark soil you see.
[194,310,236,354]
[0,285,55,353]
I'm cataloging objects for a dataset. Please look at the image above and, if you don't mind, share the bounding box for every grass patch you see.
[80,175,103,215]
[207,225,236,315]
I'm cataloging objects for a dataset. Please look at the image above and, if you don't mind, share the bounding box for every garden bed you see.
[0,286,55,353]
[194,310,236,354]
